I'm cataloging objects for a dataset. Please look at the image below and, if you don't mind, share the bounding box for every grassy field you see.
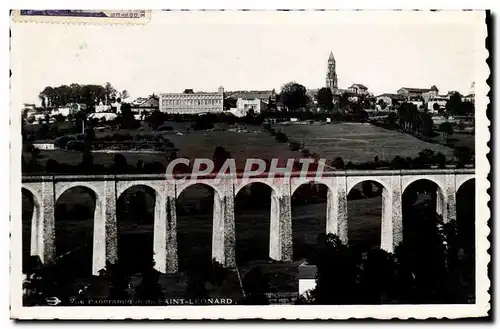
[167,127,300,169]
[24,121,470,171]
[24,124,301,171]
[439,132,475,150]
[24,149,168,170]
[275,122,457,163]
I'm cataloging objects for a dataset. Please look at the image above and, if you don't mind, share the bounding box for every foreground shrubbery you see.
[23,255,232,306]
[297,212,474,305]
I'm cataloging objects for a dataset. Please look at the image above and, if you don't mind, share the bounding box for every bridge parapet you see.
[21,168,475,183]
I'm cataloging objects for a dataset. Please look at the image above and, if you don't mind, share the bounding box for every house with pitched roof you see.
[397,85,439,102]
[348,83,369,95]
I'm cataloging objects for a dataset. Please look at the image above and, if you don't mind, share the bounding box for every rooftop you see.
[350,83,368,90]
[225,90,273,100]
[400,87,434,93]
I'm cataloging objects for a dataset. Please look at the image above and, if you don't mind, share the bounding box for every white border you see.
[8,9,491,320]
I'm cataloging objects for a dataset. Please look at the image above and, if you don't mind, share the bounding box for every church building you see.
[325,51,338,92]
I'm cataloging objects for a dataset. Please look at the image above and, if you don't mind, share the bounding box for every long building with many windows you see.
[159,86,224,114]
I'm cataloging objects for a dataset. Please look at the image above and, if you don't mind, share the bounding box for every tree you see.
[313,234,358,304]
[104,82,117,102]
[280,82,309,111]
[109,153,129,173]
[445,92,463,115]
[332,157,345,169]
[391,155,406,169]
[40,84,108,107]
[241,267,270,305]
[438,122,454,141]
[80,150,94,171]
[119,90,130,101]
[338,92,351,111]
[213,146,231,172]
[118,103,139,129]
[316,87,334,112]
[135,257,163,302]
[420,112,434,138]
[54,114,66,123]
[23,259,59,306]
[457,121,466,131]
[377,99,387,110]
[397,102,419,131]
[246,108,256,117]
[147,110,166,130]
[358,249,397,303]
[185,272,209,299]
[385,112,398,128]
[454,146,473,167]
[461,101,475,116]
[434,152,447,169]
[99,261,131,300]
[433,102,441,113]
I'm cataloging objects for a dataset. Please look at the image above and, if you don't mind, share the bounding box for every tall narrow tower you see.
[326,51,338,92]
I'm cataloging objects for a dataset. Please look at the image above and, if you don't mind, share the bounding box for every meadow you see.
[24,121,462,172]
[274,122,457,163]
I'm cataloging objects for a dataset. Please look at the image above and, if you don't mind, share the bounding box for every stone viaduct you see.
[21,169,475,275]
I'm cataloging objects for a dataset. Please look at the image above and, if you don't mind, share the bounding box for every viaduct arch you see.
[21,169,474,275]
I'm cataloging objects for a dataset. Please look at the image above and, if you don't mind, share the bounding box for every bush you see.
[275,131,288,143]
[54,135,76,149]
[66,140,86,152]
[191,121,214,131]
[289,141,301,151]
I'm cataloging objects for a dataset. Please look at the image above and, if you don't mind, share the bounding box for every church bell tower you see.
[326,51,338,92]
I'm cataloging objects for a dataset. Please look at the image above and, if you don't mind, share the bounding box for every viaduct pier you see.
[21,169,475,275]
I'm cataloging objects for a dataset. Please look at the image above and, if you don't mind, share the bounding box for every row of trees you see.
[381,101,473,141]
[278,82,372,113]
[446,92,475,116]
[382,103,435,138]
[38,82,129,108]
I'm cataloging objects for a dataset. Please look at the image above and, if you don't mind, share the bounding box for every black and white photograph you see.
[9,9,490,320]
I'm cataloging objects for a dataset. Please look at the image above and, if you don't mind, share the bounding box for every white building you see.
[298,264,317,297]
[95,101,112,113]
[408,100,424,110]
[159,87,224,114]
[228,97,268,117]
[48,103,86,117]
[87,112,117,121]
[427,97,448,113]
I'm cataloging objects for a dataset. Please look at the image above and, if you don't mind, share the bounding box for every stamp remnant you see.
[12,10,151,25]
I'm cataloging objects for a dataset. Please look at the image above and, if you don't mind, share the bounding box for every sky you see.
[12,10,484,105]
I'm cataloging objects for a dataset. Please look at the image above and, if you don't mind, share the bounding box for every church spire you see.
[326,51,338,91]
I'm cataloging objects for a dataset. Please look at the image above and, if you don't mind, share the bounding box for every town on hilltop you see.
[23,52,475,123]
